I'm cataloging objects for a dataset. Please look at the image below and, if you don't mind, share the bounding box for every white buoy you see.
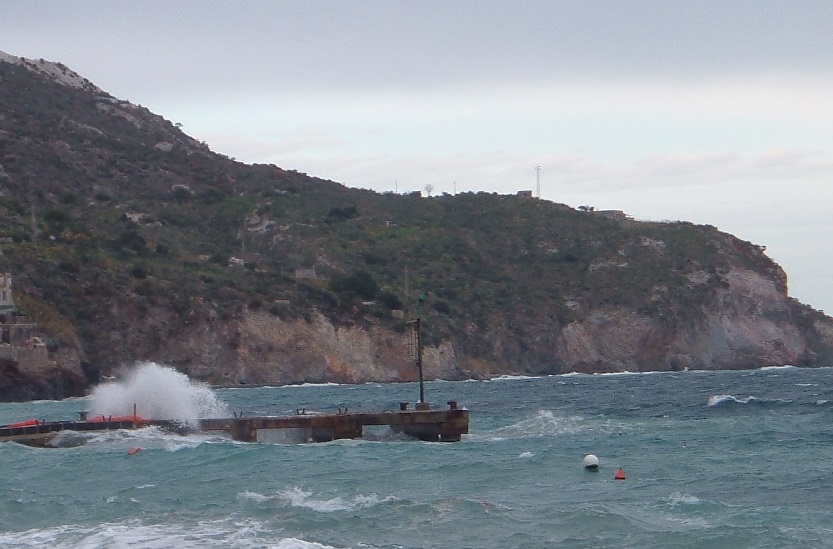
[583,454,600,470]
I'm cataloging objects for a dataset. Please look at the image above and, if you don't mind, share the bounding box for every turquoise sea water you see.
[1,365,832,548]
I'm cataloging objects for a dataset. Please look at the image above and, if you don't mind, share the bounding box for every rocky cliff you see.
[2,51,833,401]
[79,264,833,391]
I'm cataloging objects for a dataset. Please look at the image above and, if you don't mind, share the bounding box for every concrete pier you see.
[200,402,469,443]
[0,402,469,446]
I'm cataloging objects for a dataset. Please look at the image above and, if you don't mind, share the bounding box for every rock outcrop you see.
[84,266,833,389]
[558,268,815,372]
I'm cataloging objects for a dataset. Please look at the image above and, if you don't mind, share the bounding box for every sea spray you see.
[88,362,229,422]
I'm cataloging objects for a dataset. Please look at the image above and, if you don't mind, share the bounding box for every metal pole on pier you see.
[415,317,425,404]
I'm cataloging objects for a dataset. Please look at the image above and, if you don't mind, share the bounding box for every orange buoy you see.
[127,447,142,455]
[614,467,626,480]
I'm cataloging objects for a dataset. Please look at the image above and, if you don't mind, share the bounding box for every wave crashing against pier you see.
[89,362,229,423]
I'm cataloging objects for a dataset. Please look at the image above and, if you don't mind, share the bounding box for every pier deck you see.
[200,402,469,443]
[0,402,469,446]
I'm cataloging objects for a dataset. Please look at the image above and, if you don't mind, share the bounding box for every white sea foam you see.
[485,374,542,382]
[597,369,669,376]
[88,362,229,422]
[274,539,340,549]
[707,394,755,406]
[276,486,393,512]
[479,410,601,440]
[0,518,329,549]
[666,492,702,506]
[238,490,273,502]
[45,425,170,448]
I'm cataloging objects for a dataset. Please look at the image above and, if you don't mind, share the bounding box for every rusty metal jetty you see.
[201,400,468,443]
[0,401,469,447]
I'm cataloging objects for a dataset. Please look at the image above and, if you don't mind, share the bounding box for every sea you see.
[0,362,831,549]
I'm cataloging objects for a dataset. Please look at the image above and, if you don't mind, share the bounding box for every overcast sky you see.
[3,0,833,314]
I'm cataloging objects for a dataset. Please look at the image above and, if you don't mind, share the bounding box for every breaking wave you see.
[706,394,790,408]
[238,486,396,513]
[473,410,629,441]
[0,518,339,549]
[88,362,229,422]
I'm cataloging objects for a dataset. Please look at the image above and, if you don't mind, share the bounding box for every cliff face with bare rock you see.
[559,268,809,372]
[2,51,833,401]
[84,264,833,391]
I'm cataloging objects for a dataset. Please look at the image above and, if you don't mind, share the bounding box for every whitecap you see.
[479,410,627,440]
[276,486,394,513]
[666,492,701,506]
[594,370,664,376]
[280,381,343,389]
[484,374,542,382]
[0,518,305,549]
[237,490,273,502]
[274,538,340,549]
[707,394,755,406]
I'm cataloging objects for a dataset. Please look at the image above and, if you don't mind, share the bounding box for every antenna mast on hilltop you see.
[535,165,541,198]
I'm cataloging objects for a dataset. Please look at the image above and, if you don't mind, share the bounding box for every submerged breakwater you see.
[1,365,832,548]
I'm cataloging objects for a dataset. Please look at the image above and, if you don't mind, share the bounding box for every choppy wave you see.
[44,425,226,450]
[0,519,344,549]
[706,394,790,407]
[475,410,630,441]
[3,367,832,549]
[594,370,666,376]
[278,487,394,513]
[238,487,396,513]
[665,492,702,506]
[484,374,543,382]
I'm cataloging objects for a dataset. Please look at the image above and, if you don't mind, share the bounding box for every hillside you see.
[1,51,833,401]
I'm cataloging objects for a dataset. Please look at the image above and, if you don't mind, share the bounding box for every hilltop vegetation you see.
[0,53,831,397]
